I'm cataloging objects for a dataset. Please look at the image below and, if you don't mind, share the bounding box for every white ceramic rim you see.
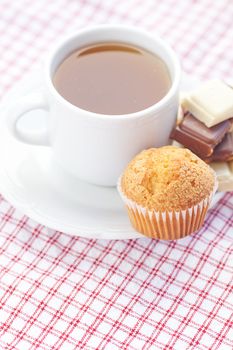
[45,24,181,121]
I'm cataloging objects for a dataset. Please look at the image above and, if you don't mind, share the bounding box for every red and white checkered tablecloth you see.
[0,1,233,349]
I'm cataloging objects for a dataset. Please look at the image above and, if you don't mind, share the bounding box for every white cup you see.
[7,25,181,186]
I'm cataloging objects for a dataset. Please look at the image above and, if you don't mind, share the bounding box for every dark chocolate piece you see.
[170,112,232,158]
[181,113,232,144]
[170,125,214,157]
[205,133,233,162]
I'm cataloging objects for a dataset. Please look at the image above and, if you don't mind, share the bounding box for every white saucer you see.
[0,70,223,239]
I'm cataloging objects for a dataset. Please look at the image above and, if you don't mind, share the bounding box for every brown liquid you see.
[53,43,171,115]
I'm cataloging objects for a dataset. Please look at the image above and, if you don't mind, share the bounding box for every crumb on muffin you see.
[121,146,215,211]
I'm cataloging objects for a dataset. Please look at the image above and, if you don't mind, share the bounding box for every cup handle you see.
[6,91,50,146]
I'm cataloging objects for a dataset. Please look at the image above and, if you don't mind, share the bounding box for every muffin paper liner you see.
[117,176,218,240]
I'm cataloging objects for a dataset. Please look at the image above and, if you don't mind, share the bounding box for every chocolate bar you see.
[210,161,233,192]
[205,133,233,162]
[170,112,232,158]
[182,80,233,127]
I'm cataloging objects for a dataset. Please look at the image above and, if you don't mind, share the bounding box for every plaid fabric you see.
[0,1,233,349]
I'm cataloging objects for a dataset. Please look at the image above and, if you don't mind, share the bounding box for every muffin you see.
[118,146,217,239]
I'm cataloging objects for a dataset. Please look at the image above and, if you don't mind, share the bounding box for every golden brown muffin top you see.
[121,146,215,211]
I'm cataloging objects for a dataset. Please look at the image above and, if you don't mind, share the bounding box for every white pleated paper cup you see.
[117,176,218,240]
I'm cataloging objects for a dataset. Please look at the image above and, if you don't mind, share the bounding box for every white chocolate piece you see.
[210,161,233,192]
[182,80,233,127]
[171,140,184,148]
[179,92,188,102]
[176,105,184,125]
